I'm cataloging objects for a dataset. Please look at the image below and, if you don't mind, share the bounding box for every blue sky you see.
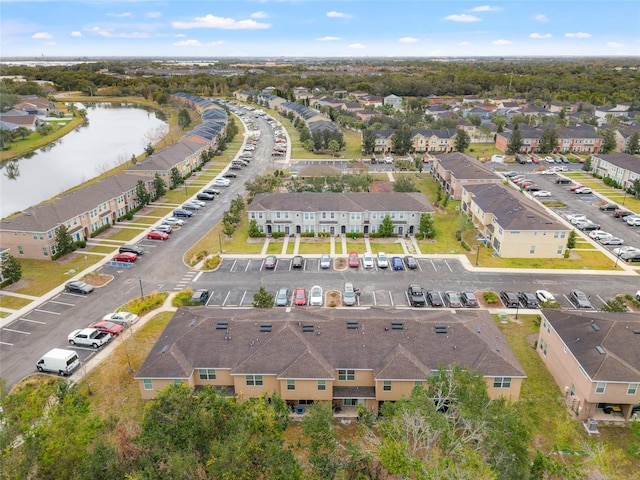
[2,1,639,58]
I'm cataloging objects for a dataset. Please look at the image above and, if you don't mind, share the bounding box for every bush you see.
[203,255,221,270]
[483,291,499,304]
[461,241,470,251]
[563,250,570,258]
[300,232,315,238]
[76,240,87,249]
[122,291,168,316]
[271,231,285,239]
[89,224,111,238]
[172,289,194,307]
[188,250,208,267]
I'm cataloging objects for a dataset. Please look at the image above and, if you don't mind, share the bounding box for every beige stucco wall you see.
[494,229,566,258]
[279,379,334,401]
[485,377,523,401]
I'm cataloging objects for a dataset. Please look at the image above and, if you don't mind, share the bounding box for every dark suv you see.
[119,244,144,256]
[500,291,520,308]
[427,291,444,307]
[407,284,426,307]
[518,292,539,308]
[460,291,478,307]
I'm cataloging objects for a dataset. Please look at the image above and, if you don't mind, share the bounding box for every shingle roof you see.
[593,153,640,175]
[435,152,501,181]
[136,308,526,380]
[543,310,640,382]
[126,140,202,173]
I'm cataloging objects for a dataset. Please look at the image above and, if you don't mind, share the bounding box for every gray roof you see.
[136,308,526,380]
[593,153,640,175]
[248,192,434,214]
[436,152,501,181]
[464,183,568,232]
[0,173,152,231]
[543,310,640,382]
[126,140,202,173]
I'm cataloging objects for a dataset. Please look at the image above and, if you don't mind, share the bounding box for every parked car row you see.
[264,253,422,271]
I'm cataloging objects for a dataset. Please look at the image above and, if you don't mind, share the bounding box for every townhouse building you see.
[590,153,640,190]
[432,152,502,200]
[247,192,434,237]
[496,125,603,154]
[370,129,458,154]
[135,308,526,415]
[537,310,640,422]
[126,139,206,180]
[0,174,153,259]
[461,183,571,258]
[383,94,402,110]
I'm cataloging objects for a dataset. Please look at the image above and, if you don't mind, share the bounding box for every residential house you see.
[0,174,153,259]
[349,90,370,100]
[354,109,381,122]
[383,94,402,110]
[590,153,640,191]
[461,183,571,258]
[14,95,53,115]
[372,129,394,154]
[612,126,640,153]
[595,104,631,121]
[313,96,345,109]
[126,139,205,181]
[426,94,444,106]
[495,125,602,154]
[537,310,640,422]
[360,95,384,108]
[340,102,363,113]
[135,307,526,414]
[411,129,456,153]
[247,192,434,237]
[432,152,502,199]
[0,109,39,130]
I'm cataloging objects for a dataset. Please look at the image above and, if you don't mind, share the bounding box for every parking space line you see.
[372,291,377,306]
[444,261,453,272]
[3,327,30,334]
[246,261,252,272]
[49,300,75,306]
[404,291,410,305]
[222,291,231,306]
[34,308,60,315]
[389,291,394,306]
[417,261,423,272]
[19,318,46,324]
[204,291,213,307]
[0,341,14,346]
[596,295,606,306]
[430,260,437,272]
[192,271,203,282]
[240,291,247,306]
[229,259,237,272]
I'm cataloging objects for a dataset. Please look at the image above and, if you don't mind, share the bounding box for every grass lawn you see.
[369,242,405,254]
[103,227,144,242]
[469,247,622,270]
[184,215,264,260]
[345,242,367,253]
[296,242,330,254]
[87,245,118,254]
[266,241,284,254]
[340,128,363,159]
[0,295,33,310]
[10,254,97,296]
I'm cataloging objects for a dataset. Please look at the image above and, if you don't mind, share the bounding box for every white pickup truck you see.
[68,328,113,348]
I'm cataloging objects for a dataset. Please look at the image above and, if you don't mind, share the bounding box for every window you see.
[570,384,575,397]
[595,382,606,394]
[246,375,263,386]
[414,381,423,387]
[343,398,358,406]
[42,248,48,257]
[17,246,23,255]
[317,380,326,391]
[554,231,559,239]
[529,245,536,255]
[493,377,512,388]
[557,246,564,255]
[338,369,355,381]
[143,379,153,390]
[383,381,391,391]
[198,369,216,380]
[628,383,638,395]
[174,379,183,385]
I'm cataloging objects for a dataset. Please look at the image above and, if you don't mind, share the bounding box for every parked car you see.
[599,202,618,211]
[294,288,307,306]
[390,256,403,271]
[196,192,215,201]
[291,255,304,269]
[223,171,237,178]
[540,169,556,175]
[500,291,520,308]
[460,291,478,307]
[377,252,389,268]
[163,217,185,226]
[567,214,587,224]
[622,252,640,263]
[190,288,210,305]
[202,188,221,196]
[264,255,277,269]
[68,328,112,348]
[309,285,323,306]
[569,184,585,191]
[65,280,94,294]
[427,290,444,307]
[574,187,593,194]
[577,222,601,232]
[404,255,418,269]
[600,237,624,246]
[319,254,331,269]
[569,290,592,309]
[275,288,290,307]
[173,209,193,218]
[627,217,640,226]
[518,292,539,308]
[536,290,555,304]
[88,320,124,336]
[213,178,230,187]
[152,225,173,234]
[613,246,639,256]
[348,251,359,268]
[147,230,169,240]
[112,252,138,263]
[343,282,358,306]
[588,230,611,240]
[524,185,541,192]
[532,190,551,197]
[182,202,201,210]
[407,284,426,307]
[119,244,144,256]
[362,252,374,269]
[444,291,463,308]
[103,311,139,326]
[555,178,573,185]
[613,209,632,218]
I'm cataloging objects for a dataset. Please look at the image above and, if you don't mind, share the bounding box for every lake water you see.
[0,103,168,218]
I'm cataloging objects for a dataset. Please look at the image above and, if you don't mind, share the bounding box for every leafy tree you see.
[582,157,592,172]
[222,219,235,236]
[134,179,151,206]
[567,230,577,249]
[362,129,375,155]
[328,139,340,156]
[1,253,22,284]
[378,215,395,237]
[538,128,559,154]
[419,213,436,238]
[633,179,640,199]
[506,126,523,155]
[454,129,470,152]
[144,142,155,157]
[253,286,274,308]
[177,108,191,129]
[230,195,245,217]
[54,224,76,257]
[467,113,482,127]
[302,402,342,479]
[599,129,617,154]
[169,166,182,188]
[391,125,412,155]
[302,139,315,152]
[248,219,262,237]
[625,132,640,155]
[152,173,166,200]
[601,296,628,312]
[393,177,418,192]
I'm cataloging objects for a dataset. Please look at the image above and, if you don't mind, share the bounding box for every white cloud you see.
[399,37,419,43]
[492,39,511,45]
[607,41,624,47]
[70,31,83,38]
[565,32,591,38]
[145,12,162,19]
[32,32,53,40]
[85,26,151,39]
[348,43,366,49]
[444,14,480,22]
[458,41,471,46]
[316,36,341,41]
[107,12,132,18]
[529,33,552,39]
[327,11,353,19]
[471,5,502,12]
[174,39,203,47]
[251,11,268,19]
[534,13,548,22]
[172,14,271,30]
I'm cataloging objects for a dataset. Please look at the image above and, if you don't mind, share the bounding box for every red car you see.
[348,251,359,268]
[88,320,124,336]
[294,288,307,306]
[112,252,138,263]
[147,230,169,240]
[569,184,584,191]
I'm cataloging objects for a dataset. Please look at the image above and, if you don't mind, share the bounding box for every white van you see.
[36,348,80,376]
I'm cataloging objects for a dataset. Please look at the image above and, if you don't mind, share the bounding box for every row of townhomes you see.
[431,152,502,199]
[247,192,434,237]
[495,125,604,154]
[537,310,640,422]
[0,93,228,260]
[590,153,640,191]
[372,128,459,154]
[135,308,526,414]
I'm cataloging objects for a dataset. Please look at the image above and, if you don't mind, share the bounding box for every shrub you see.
[455,230,462,241]
[300,232,315,238]
[172,289,194,307]
[76,240,87,249]
[461,241,470,251]
[123,291,168,316]
[188,250,208,267]
[483,291,499,304]
[203,255,221,270]
[271,231,285,239]
[89,224,111,238]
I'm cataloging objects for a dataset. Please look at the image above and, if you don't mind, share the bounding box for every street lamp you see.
[476,242,480,266]
[218,233,223,254]
[515,302,520,320]
[138,277,145,300]
[622,189,627,206]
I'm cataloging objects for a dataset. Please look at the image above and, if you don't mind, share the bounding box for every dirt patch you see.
[326,290,341,307]
[475,291,503,309]
[82,272,113,287]
[334,258,347,270]
[2,279,31,292]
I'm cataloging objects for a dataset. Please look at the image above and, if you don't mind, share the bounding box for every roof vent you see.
[494,343,501,352]
[435,325,448,334]
[595,345,606,355]
[190,318,197,327]
[259,323,272,333]
[347,321,358,330]
[161,345,169,354]
[476,326,481,333]
[634,329,640,334]
[591,323,600,332]
[302,323,314,333]
[216,321,228,330]
[391,321,404,330]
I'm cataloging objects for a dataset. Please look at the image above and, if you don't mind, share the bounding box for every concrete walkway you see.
[293,234,301,255]
[260,238,270,256]
[409,236,422,255]
[364,237,372,253]
[0,291,40,300]
[281,236,289,256]
[340,235,347,255]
